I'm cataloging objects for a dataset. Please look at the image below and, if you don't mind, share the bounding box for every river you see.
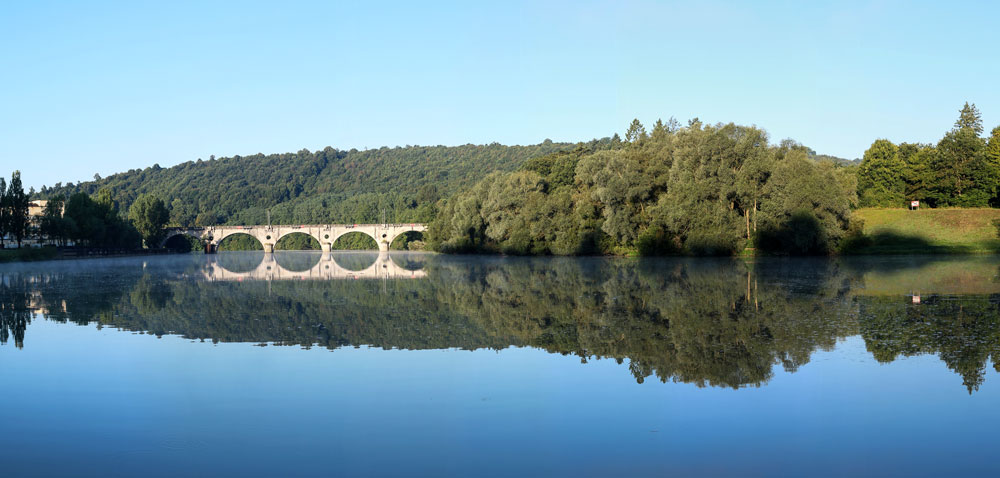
[2,252,1000,476]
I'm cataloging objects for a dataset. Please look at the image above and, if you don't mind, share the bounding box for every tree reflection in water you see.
[0,274,31,349]
[3,253,1000,392]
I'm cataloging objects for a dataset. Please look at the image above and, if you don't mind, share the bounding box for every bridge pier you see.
[205,242,217,254]
[321,242,332,253]
[263,243,274,253]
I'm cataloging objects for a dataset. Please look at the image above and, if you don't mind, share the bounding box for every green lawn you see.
[851,208,1000,254]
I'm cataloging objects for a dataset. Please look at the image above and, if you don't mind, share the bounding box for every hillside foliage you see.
[37,142,575,226]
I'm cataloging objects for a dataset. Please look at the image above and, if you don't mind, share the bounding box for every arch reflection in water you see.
[203,251,427,281]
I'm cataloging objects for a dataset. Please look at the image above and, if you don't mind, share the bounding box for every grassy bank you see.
[0,247,60,263]
[849,208,1000,254]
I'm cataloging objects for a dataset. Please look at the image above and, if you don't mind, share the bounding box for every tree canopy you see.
[428,120,856,255]
[129,194,170,247]
[857,102,1000,208]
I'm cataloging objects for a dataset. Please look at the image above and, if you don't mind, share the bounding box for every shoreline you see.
[4,244,1000,265]
[0,247,178,264]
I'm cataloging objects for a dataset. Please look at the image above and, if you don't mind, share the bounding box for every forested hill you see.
[35,141,580,226]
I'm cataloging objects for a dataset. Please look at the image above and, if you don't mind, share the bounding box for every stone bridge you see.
[202,252,427,281]
[162,223,426,253]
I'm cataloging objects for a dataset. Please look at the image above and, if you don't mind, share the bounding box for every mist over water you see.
[3,252,1000,475]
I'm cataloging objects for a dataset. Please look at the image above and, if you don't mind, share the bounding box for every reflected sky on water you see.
[3,252,1000,476]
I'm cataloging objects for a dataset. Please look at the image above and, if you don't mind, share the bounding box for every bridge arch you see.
[217,232,264,251]
[163,233,204,252]
[160,228,205,248]
[331,230,379,250]
[274,231,321,250]
[388,230,425,251]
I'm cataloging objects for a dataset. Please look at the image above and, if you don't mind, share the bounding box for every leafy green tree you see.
[658,123,759,254]
[577,150,650,246]
[756,151,852,254]
[857,139,904,207]
[625,118,647,144]
[575,120,669,249]
[477,171,547,254]
[129,194,170,248]
[932,123,990,206]
[194,211,219,227]
[987,126,1000,206]
[6,171,30,247]
[734,128,773,241]
[64,193,103,245]
[0,176,7,247]
[955,102,984,135]
[426,178,490,253]
[897,143,936,205]
[63,191,141,248]
[39,195,68,245]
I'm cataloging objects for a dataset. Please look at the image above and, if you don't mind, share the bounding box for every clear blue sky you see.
[2,0,998,190]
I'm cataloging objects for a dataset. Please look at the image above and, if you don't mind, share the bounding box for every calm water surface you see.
[3,252,1000,476]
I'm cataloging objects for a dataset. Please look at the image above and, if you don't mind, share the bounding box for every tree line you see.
[0,171,31,248]
[37,142,575,228]
[857,102,1000,208]
[427,103,1000,256]
[24,103,1000,255]
[428,118,857,255]
[3,169,170,250]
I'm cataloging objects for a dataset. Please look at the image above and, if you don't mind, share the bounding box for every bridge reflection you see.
[203,251,427,281]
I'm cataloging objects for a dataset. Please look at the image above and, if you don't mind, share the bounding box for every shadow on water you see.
[4,253,1000,392]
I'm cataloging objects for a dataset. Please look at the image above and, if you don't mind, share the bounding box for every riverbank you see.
[0,247,60,263]
[4,207,1000,263]
[847,208,1000,254]
[0,247,178,263]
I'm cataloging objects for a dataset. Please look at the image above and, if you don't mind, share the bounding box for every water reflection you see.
[3,253,1000,392]
[0,278,30,348]
[204,251,426,280]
